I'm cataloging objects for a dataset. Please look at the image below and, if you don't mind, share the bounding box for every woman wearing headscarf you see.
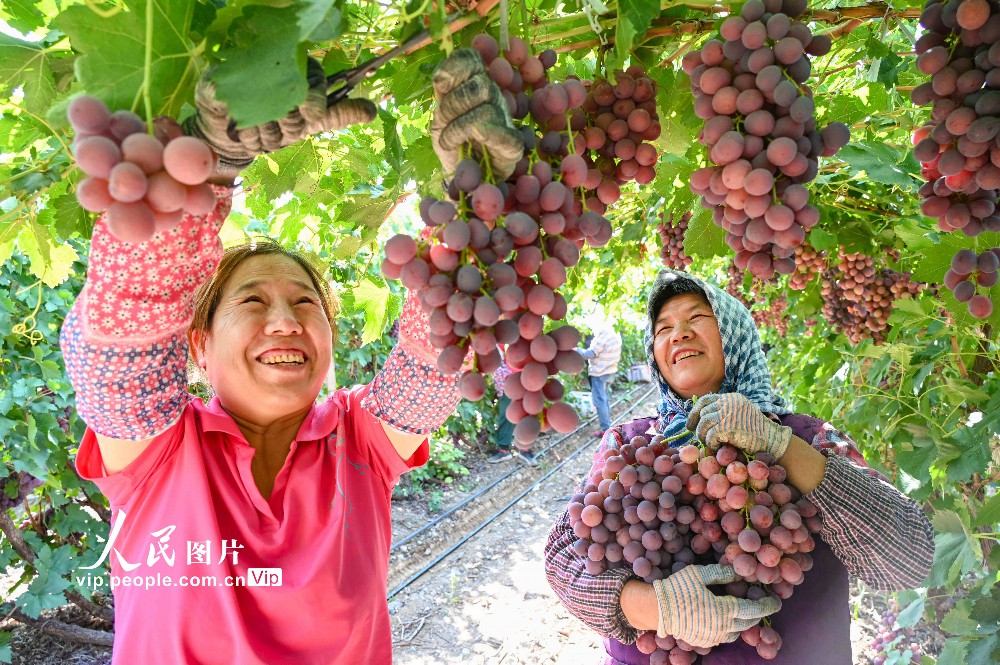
[543,269,934,664]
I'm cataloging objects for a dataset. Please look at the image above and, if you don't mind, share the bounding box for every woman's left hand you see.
[686,393,792,459]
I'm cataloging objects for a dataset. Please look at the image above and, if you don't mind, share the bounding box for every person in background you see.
[578,311,623,438]
[487,352,536,466]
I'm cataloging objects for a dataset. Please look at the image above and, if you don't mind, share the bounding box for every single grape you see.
[67,95,112,135]
[162,136,215,185]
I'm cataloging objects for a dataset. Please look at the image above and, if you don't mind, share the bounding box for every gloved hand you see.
[183,57,377,175]
[430,48,524,180]
[686,393,793,459]
[362,288,471,435]
[653,564,781,648]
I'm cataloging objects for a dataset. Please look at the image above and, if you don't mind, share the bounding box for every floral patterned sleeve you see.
[805,423,935,590]
[59,190,232,440]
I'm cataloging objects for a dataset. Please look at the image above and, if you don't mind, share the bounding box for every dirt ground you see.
[5,385,945,664]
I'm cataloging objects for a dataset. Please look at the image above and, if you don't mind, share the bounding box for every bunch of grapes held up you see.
[568,431,822,662]
[68,96,218,244]
[683,0,850,280]
[383,34,661,448]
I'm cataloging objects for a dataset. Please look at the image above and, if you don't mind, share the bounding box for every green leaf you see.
[836,142,919,190]
[944,422,993,483]
[967,634,1000,664]
[941,601,979,635]
[928,510,982,588]
[0,34,56,113]
[331,235,362,259]
[894,440,936,485]
[970,585,1000,629]
[18,546,72,618]
[935,637,968,665]
[247,140,322,201]
[1,0,46,34]
[54,0,199,118]
[212,3,314,128]
[17,220,79,287]
[341,276,393,345]
[896,597,925,628]
[338,193,395,231]
[974,491,1000,528]
[378,108,404,174]
[606,0,658,72]
[683,208,727,259]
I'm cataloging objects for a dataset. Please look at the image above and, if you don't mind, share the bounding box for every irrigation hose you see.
[389,382,650,552]
[387,385,657,599]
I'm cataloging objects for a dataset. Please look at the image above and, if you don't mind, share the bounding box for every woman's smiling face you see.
[191,253,332,424]
[652,292,726,400]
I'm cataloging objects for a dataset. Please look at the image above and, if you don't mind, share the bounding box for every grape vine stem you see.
[142,0,155,130]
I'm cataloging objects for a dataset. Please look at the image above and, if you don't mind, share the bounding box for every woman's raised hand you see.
[183,57,377,175]
[686,393,792,459]
[430,48,524,179]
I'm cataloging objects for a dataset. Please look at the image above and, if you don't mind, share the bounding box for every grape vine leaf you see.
[607,0,659,74]
[933,637,968,665]
[340,276,398,345]
[211,3,323,128]
[927,510,981,588]
[0,0,46,35]
[53,0,199,118]
[966,635,1000,665]
[0,34,56,113]
[18,545,72,618]
[17,220,78,287]
[940,601,979,635]
[836,142,919,190]
[974,491,1000,529]
[895,597,925,629]
[684,208,727,259]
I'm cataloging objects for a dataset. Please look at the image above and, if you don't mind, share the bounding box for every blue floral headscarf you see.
[644,269,791,445]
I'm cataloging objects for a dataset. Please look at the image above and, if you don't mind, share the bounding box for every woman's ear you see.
[189,329,207,368]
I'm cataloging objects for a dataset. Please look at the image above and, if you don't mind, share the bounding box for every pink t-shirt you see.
[76,384,428,664]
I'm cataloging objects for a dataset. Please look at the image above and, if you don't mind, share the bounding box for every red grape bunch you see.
[580,65,663,206]
[724,261,790,335]
[567,433,823,662]
[67,95,218,244]
[657,211,693,270]
[788,243,827,290]
[0,470,43,511]
[870,599,923,665]
[943,247,999,317]
[834,250,875,303]
[683,0,850,280]
[818,249,923,343]
[383,35,634,447]
[911,0,1000,236]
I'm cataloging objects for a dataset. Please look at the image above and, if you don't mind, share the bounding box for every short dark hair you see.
[646,271,708,328]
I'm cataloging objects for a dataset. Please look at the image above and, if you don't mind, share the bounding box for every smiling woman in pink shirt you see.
[58,49,524,664]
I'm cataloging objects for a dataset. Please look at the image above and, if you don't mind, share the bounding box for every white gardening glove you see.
[184,57,377,174]
[686,393,793,459]
[430,49,524,179]
[653,564,781,648]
